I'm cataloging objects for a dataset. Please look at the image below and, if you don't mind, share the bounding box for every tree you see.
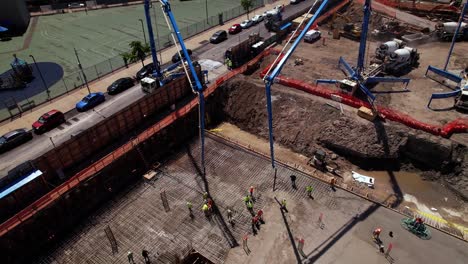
[120,41,150,67]
[241,0,254,19]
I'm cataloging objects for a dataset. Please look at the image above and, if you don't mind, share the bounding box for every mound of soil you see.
[215,77,468,199]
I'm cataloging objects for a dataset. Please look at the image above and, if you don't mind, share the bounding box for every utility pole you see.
[139,19,147,44]
[29,55,50,100]
[205,0,209,24]
[74,48,91,94]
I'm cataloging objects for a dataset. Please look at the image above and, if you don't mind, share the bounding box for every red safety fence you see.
[0,48,273,237]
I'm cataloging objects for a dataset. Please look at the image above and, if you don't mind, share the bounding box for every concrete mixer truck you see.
[435,22,468,40]
[382,47,420,75]
[375,39,405,60]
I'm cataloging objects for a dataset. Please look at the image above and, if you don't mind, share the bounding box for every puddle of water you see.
[356,170,467,225]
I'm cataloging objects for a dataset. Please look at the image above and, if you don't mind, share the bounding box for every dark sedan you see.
[210,30,228,44]
[171,49,193,63]
[0,129,33,153]
[107,77,135,95]
[136,63,155,80]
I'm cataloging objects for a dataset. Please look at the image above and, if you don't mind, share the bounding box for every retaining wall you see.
[0,68,197,224]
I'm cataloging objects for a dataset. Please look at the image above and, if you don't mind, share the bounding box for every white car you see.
[274,4,285,12]
[290,0,303,4]
[252,14,264,24]
[68,2,85,8]
[304,29,321,42]
[240,20,254,29]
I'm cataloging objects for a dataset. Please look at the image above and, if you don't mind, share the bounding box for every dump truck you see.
[225,33,262,69]
[435,22,468,40]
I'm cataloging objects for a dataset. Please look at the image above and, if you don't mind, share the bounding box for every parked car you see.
[136,63,155,80]
[252,14,264,24]
[290,0,303,4]
[304,29,321,42]
[274,4,285,12]
[0,129,33,153]
[32,110,65,134]
[76,92,106,112]
[229,24,242,34]
[210,30,228,44]
[240,20,254,29]
[107,77,135,95]
[171,49,193,63]
[68,2,85,8]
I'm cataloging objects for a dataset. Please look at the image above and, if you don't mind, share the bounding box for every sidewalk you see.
[0,0,290,136]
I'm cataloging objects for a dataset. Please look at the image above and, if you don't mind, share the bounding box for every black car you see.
[107,77,135,95]
[171,49,193,63]
[0,129,33,153]
[136,63,155,80]
[210,30,228,44]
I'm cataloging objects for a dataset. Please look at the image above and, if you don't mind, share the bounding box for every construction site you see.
[1,0,468,263]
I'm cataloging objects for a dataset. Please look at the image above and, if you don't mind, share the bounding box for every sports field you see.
[0,0,255,75]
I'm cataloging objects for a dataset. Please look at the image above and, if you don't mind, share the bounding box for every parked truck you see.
[382,47,420,75]
[375,39,405,60]
[225,33,263,69]
[435,22,468,40]
[141,61,202,93]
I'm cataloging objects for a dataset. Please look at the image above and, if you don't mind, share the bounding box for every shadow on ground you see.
[0,62,63,108]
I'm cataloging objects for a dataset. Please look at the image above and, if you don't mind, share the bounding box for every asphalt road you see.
[197,0,316,62]
[0,0,317,178]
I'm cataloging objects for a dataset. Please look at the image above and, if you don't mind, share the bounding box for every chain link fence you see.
[0,0,267,122]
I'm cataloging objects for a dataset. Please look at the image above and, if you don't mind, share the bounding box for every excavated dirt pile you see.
[214,77,468,199]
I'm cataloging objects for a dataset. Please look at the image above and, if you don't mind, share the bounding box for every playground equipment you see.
[401,217,432,240]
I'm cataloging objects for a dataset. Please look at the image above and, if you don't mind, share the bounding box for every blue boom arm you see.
[156,0,206,172]
[356,0,371,76]
[263,0,330,168]
[144,0,161,79]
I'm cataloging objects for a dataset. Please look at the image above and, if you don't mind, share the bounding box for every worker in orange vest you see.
[373,227,382,240]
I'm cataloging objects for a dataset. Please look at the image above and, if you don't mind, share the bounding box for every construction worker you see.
[142,249,150,263]
[373,228,382,240]
[247,200,254,212]
[127,251,135,264]
[306,185,314,198]
[257,209,264,223]
[243,195,251,204]
[281,199,287,211]
[187,201,193,212]
[202,192,208,200]
[252,215,260,229]
[290,175,297,189]
[227,209,233,224]
[249,186,254,197]
[330,178,337,190]
[207,198,213,212]
[413,217,423,229]
[202,203,209,216]
[225,57,232,70]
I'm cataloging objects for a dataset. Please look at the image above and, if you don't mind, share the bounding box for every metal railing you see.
[0,0,265,122]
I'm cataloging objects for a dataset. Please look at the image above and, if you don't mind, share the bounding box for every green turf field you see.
[0,0,258,75]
